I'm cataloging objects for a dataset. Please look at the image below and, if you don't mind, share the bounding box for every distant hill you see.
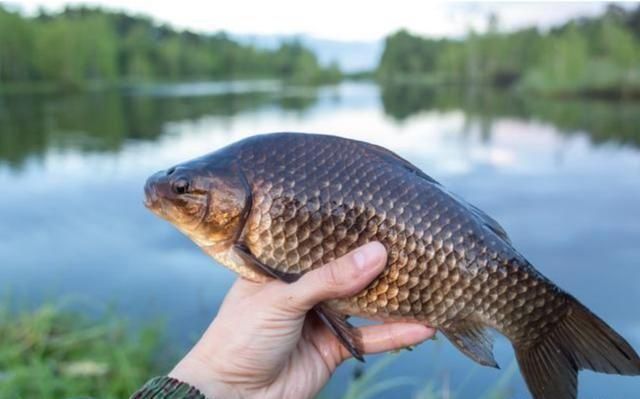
[234,34,382,73]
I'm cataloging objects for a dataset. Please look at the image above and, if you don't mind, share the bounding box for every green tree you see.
[32,14,117,87]
[378,5,640,97]
[0,6,35,82]
[1,6,341,89]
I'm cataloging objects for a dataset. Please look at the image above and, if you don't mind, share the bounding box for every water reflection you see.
[380,83,640,149]
[4,82,640,171]
[0,81,639,398]
[0,82,318,169]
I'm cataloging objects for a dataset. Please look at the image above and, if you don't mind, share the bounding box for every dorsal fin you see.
[362,142,440,185]
[467,203,512,244]
[442,188,512,245]
[362,140,511,244]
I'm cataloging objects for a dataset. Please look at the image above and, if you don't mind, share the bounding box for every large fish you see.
[144,133,639,399]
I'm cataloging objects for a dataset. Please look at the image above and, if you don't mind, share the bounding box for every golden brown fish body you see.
[144,133,639,399]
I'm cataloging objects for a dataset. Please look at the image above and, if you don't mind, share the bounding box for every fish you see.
[143,132,640,399]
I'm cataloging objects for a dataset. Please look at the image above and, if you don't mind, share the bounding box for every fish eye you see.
[173,178,190,195]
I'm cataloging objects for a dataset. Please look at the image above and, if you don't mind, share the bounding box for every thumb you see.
[281,242,387,313]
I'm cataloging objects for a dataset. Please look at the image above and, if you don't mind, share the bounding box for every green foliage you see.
[272,41,340,84]
[0,305,517,399]
[322,354,515,399]
[378,5,640,97]
[341,355,415,399]
[0,304,168,399]
[0,7,35,82]
[0,5,340,88]
[32,14,118,88]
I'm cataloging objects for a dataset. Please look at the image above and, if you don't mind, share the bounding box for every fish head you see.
[144,160,249,248]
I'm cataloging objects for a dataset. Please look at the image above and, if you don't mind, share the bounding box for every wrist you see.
[169,355,241,399]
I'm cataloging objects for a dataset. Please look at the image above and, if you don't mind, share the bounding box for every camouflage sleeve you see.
[130,376,206,399]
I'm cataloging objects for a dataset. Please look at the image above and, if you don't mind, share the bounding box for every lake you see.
[1,81,639,398]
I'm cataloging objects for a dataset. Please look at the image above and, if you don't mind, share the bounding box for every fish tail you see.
[514,295,640,399]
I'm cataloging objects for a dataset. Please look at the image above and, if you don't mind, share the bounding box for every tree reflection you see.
[0,86,319,168]
[380,82,640,149]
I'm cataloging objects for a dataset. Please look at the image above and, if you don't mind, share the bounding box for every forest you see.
[2,4,640,97]
[0,5,341,88]
[377,5,640,98]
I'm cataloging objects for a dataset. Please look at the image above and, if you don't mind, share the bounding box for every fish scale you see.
[145,132,640,399]
[239,134,561,339]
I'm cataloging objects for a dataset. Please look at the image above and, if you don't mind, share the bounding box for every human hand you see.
[169,242,436,399]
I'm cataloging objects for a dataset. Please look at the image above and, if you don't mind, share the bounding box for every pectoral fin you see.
[441,323,499,368]
[232,243,365,361]
[233,243,300,283]
[315,304,365,362]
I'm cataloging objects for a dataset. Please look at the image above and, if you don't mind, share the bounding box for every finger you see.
[280,242,387,312]
[338,323,436,362]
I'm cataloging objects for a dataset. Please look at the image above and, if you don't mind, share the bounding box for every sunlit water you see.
[1,82,639,398]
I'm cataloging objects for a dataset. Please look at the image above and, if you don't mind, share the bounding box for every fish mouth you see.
[143,179,159,211]
[144,171,169,214]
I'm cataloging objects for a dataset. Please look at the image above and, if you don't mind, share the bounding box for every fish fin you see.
[441,323,499,368]
[233,243,365,360]
[467,203,512,244]
[363,142,440,185]
[365,138,513,245]
[514,295,640,399]
[315,303,365,362]
[232,243,300,283]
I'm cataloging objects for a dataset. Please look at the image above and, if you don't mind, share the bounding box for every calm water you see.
[1,81,639,398]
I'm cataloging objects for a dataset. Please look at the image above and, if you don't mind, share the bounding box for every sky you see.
[6,1,623,42]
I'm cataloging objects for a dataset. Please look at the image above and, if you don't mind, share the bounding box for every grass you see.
[0,304,515,399]
[341,355,416,399]
[0,303,169,399]
[332,354,516,399]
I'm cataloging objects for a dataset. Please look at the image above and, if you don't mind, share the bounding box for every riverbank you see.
[0,76,343,96]
[0,304,169,398]
[374,75,640,102]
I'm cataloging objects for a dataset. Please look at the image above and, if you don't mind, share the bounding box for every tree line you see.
[377,5,640,98]
[0,6,341,88]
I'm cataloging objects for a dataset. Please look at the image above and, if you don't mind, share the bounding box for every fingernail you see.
[353,250,367,271]
[353,242,385,271]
